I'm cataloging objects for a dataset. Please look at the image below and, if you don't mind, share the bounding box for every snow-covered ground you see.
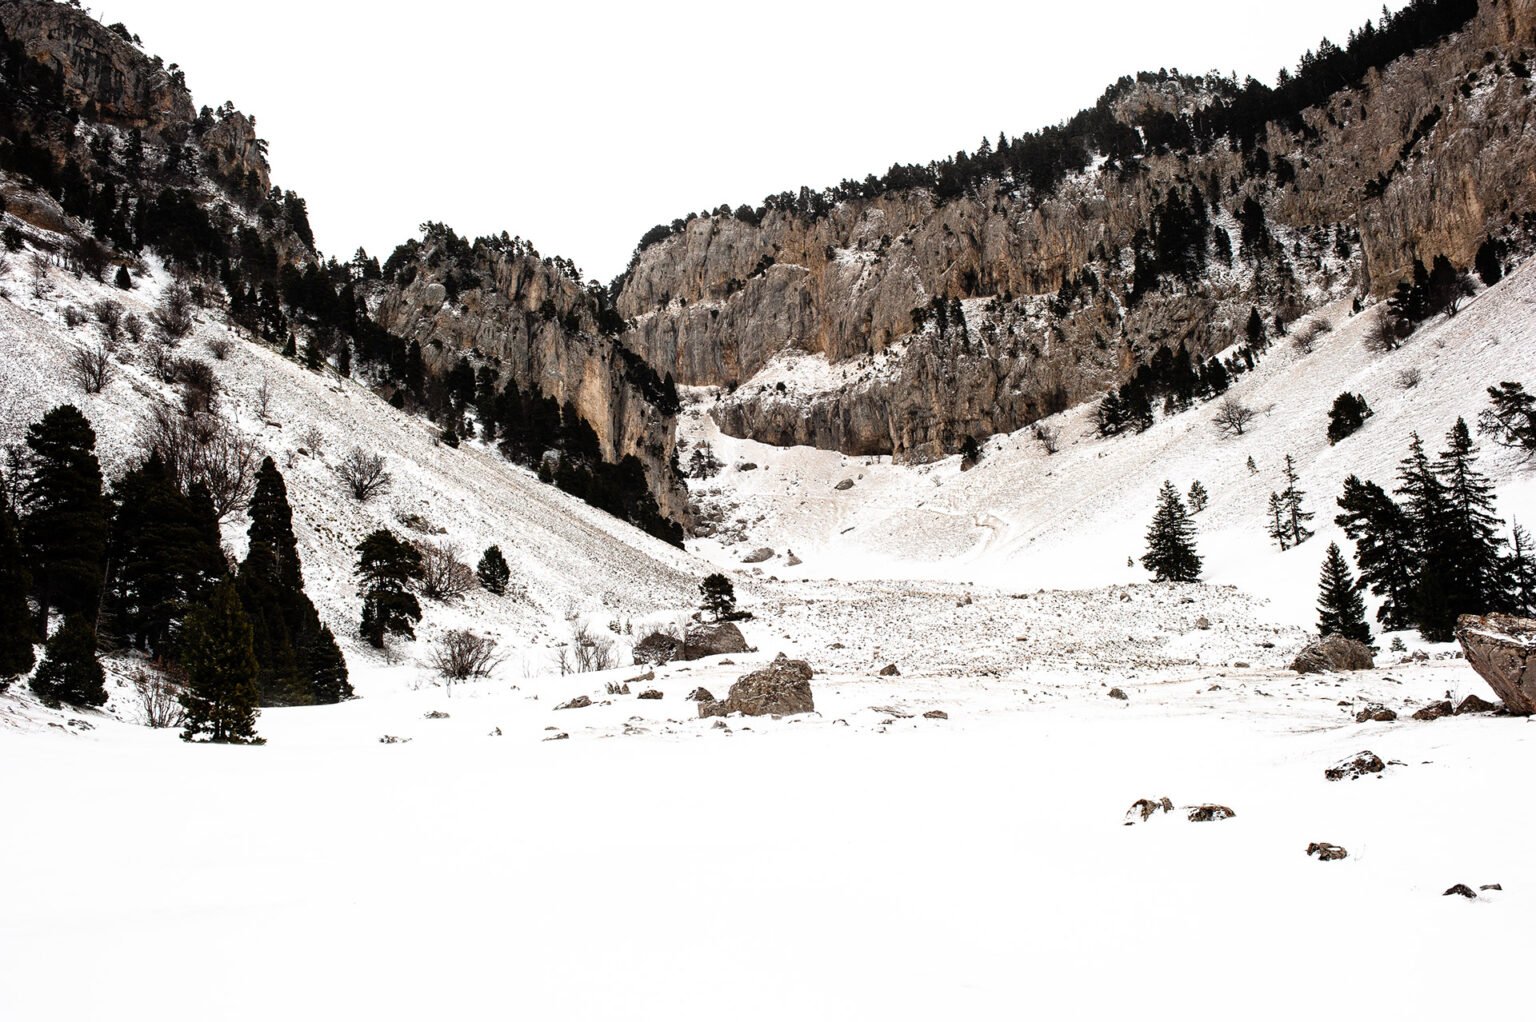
[2,233,1535,1019]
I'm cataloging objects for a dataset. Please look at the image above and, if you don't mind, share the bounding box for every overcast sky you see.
[96,0,1400,283]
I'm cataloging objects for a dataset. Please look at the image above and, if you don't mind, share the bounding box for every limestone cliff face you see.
[0,0,193,134]
[617,0,1536,461]
[365,237,690,524]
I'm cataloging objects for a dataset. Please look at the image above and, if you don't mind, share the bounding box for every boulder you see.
[878,663,900,677]
[682,621,750,660]
[636,689,663,700]
[1195,616,1211,630]
[1355,705,1398,723]
[834,478,855,491]
[423,710,450,719]
[923,709,948,720]
[1455,614,1536,715]
[722,653,814,716]
[1108,687,1128,700]
[1292,635,1375,674]
[1306,842,1349,861]
[741,547,775,564]
[1325,750,1386,781]
[686,687,715,702]
[556,695,592,710]
[697,700,729,719]
[1124,796,1175,825]
[1454,694,1500,715]
[1185,804,1236,823]
[632,630,680,666]
[1411,700,1453,721]
[1443,884,1477,899]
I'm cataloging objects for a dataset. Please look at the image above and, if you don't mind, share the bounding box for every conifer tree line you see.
[1335,418,1532,642]
[0,404,348,738]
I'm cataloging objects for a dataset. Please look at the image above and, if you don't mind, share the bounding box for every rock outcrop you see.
[700,653,815,718]
[1455,613,1536,715]
[1292,635,1375,674]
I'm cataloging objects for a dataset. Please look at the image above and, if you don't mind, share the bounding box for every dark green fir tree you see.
[1141,481,1201,582]
[20,405,107,627]
[355,529,423,648]
[476,545,510,596]
[179,579,261,743]
[1335,475,1417,631]
[1317,542,1372,644]
[699,572,737,621]
[0,488,37,688]
[31,615,106,709]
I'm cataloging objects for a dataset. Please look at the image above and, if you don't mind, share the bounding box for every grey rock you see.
[719,653,814,717]
[681,621,749,660]
[1292,635,1375,674]
[1325,750,1386,782]
[1455,614,1536,715]
[741,547,775,564]
[1124,796,1175,825]
[1306,842,1349,861]
[1185,804,1236,823]
[1108,687,1128,700]
[556,695,592,710]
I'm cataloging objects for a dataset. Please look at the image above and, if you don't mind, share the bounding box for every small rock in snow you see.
[1306,842,1348,861]
[1325,751,1386,781]
[1108,687,1129,700]
[1443,884,1477,899]
[1185,804,1237,823]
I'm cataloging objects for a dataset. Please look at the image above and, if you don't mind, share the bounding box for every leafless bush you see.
[28,252,49,298]
[135,405,259,522]
[92,299,124,347]
[1032,421,1060,455]
[416,541,476,601]
[337,446,392,501]
[1363,309,1406,353]
[206,334,233,360]
[1395,367,1422,390]
[570,623,615,673]
[123,313,145,345]
[429,629,504,684]
[1290,319,1328,355]
[71,236,109,282]
[133,664,187,729]
[152,282,195,338]
[299,423,325,454]
[174,358,218,415]
[68,343,114,393]
[1212,395,1256,437]
[62,304,87,329]
[143,333,176,381]
[254,378,274,421]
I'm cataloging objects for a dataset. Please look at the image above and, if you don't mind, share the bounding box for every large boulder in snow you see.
[1455,613,1536,716]
[1325,750,1385,782]
[718,653,815,717]
[741,547,775,564]
[682,622,750,661]
[632,630,680,666]
[1291,635,1374,674]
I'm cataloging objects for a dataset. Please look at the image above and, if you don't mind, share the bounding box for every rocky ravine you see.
[615,0,1536,462]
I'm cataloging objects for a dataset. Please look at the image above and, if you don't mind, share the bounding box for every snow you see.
[3,221,1536,1018]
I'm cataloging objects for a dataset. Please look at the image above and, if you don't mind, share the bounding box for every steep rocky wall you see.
[617,0,1536,461]
[366,241,690,524]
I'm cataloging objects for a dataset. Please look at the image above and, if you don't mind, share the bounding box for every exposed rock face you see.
[1292,635,1375,674]
[0,1,194,132]
[710,653,815,717]
[1455,613,1536,715]
[365,234,688,524]
[612,0,1536,462]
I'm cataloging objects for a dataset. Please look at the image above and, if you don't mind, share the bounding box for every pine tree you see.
[179,579,261,743]
[1326,392,1373,445]
[1432,418,1507,626]
[1336,475,1417,631]
[1141,481,1201,582]
[699,573,737,621]
[0,487,36,687]
[246,458,303,592]
[1245,306,1265,349]
[1509,521,1536,616]
[31,615,106,709]
[301,625,351,704]
[1317,542,1372,644]
[476,545,510,596]
[355,529,423,648]
[1267,492,1290,550]
[1396,432,1454,640]
[1277,455,1314,547]
[1187,480,1208,514]
[20,405,108,627]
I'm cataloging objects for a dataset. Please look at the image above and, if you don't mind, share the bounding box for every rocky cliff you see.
[615,0,1536,461]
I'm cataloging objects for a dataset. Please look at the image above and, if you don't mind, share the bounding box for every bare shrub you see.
[570,623,615,673]
[123,313,145,345]
[1032,421,1060,455]
[1395,367,1422,390]
[337,446,392,501]
[174,358,217,415]
[136,405,259,522]
[206,334,233,360]
[28,252,49,298]
[133,664,187,729]
[1290,319,1328,355]
[417,541,475,601]
[144,334,176,381]
[255,378,274,421]
[68,343,114,393]
[62,304,88,329]
[1363,309,1405,353]
[93,299,124,347]
[1212,395,1256,437]
[299,424,326,455]
[71,236,109,282]
[152,282,195,338]
[429,629,504,684]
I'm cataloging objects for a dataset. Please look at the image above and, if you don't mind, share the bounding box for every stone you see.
[721,653,814,716]
[1108,687,1128,700]
[697,700,729,719]
[543,732,569,741]
[632,630,680,666]
[1454,694,1499,715]
[1195,616,1211,630]
[556,695,592,710]
[1124,796,1175,825]
[378,735,411,744]
[878,663,900,677]
[636,689,663,700]
[686,687,715,702]
[1455,614,1536,715]
[1325,750,1386,781]
[1411,700,1453,721]
[424,710,450,719]
[1480,883,1502,891]
[741,547,774,564]
[834,478,855,491]
[1355,705,1398,723]
[1185,804,1236,823]
[923,709,948,720]
[1306,842,1349,861]
[1443,884,1477,899]
[1291,635,1375,674]
[681,621,750,660]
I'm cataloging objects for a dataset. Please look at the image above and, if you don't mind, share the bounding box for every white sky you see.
[94,0,1401,283]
